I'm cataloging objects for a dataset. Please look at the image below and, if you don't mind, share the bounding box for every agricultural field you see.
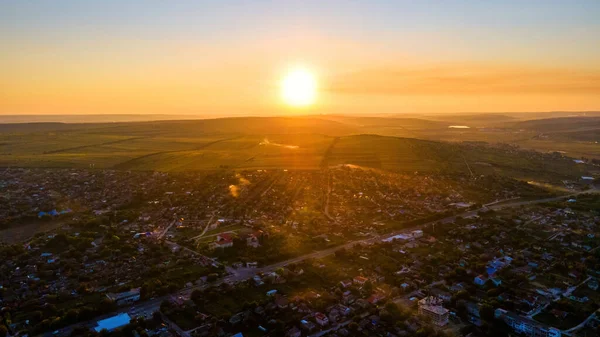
[0,116,596,183]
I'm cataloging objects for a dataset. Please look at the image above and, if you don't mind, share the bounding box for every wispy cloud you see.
[327,64,600,96]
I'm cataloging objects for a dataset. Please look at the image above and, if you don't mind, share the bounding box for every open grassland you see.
[325,135,590,181]
[0,117,595,182]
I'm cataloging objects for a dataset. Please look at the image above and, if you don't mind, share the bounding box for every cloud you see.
[326,64,600,96]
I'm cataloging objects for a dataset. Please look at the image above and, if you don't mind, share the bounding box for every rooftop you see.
[94,313,131,332]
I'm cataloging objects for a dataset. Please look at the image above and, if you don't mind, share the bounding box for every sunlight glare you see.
[281,67,317,107]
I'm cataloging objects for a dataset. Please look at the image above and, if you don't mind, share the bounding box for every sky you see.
[1,0,599,116]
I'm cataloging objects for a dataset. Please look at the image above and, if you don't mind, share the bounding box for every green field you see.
[0,116,596,182]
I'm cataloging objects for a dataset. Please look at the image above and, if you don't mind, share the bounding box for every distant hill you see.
[507,117,600,132]
[0,116,595,178]
[422,114,518,126]
[325,134,588,180]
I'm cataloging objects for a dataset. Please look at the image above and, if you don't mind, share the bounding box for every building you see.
[382,233,412,242]
[474,275,488,286]
[353,276,368,285]
[315,312,329,326]
[495,309,561,337]
[286,326,301,337]
[106,288,140,306]
[94,313,131,332]
[340,279,352,288]
[417,296,449,326]
[246,234,260,248]
[210,233,233,249]
[412,230,423,238]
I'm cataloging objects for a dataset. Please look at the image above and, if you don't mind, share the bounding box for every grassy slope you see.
[0,117,593,181]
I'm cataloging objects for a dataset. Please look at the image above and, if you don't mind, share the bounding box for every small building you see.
[417,297,449,326]
[340,280,352,288]
[286,326,301,337]
[210,233,233,249]
[94,313,131,332]
[275,295,289,309]
[106,288,140,306]
[495,308,560,337]
[353,276,368,286]
[246,234,260,248]
[412,230,423,238]
[315,312,329,326]
[474,275,488,286]
[300,319,316,331]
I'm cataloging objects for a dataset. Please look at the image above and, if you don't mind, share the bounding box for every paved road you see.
[50,188,597,336]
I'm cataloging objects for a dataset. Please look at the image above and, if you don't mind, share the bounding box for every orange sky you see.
[1,1,599,115]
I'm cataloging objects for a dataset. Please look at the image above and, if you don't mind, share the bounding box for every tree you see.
[480,304,495,322]
[0,325,7,337]
[191,289,202,302]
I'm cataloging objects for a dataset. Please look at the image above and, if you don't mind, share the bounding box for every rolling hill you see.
[0,117,593,182]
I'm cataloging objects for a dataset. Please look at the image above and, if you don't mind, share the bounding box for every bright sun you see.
[281,67,317,107]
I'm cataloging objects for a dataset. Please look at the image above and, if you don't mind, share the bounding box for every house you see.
[229,312,246,324]
[286,326,301,337]
[336,304,351,316]
[353,276,368,286]
[474,275,488,286]
[411,230,423,238]
[430,289,452,302]
[588,279,599,290]
[211,233,233,249]
[106,288,141,306]
[253,275,264,286]
[367,293,386,305]
[340,280,353,288]
[246,233,260,248]
[315,312,329,326]
[246,262,258,268]
[266,289,278,296]
[300,319,316,331]
[275,295,289,308]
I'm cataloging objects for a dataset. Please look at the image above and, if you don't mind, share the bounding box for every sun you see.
[281,67,317,107]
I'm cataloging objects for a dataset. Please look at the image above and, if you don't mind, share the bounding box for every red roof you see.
[217,233,233,244]
[354,276,368,283]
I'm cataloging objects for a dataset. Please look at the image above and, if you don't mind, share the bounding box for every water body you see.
[448,125,470,129]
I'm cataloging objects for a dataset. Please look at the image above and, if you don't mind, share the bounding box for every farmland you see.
[0,115,596,182]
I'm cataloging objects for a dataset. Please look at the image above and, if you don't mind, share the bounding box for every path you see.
[158,218,177,240]
[190,213,217,241]
[323,173,335,222]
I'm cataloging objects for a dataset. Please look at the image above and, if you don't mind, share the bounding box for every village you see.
[0,167,597,337]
